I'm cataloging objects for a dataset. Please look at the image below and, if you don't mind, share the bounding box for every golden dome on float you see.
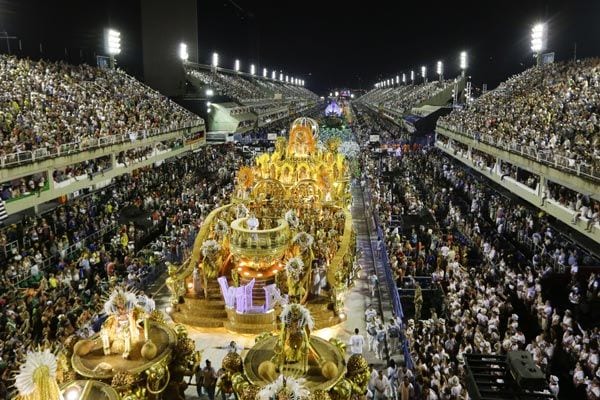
[291,117,319,139]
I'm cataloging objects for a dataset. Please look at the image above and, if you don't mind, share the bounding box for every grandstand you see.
[0,55,206,218]
[185,63,319,133]
[435,59,600,242]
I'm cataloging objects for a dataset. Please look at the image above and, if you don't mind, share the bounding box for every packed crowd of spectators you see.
[358,80,454,115]
[1,173,48,201]
[187,68,318,104]
[439,58,600,177]
[0,55,203,159]
[383,81,454,113]
[353,104,599,399]
[0,144,244,397]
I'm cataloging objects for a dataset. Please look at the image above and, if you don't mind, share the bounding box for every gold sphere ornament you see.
[321,361,339,380]
[73,339,95,356]
[222,352,243,373]
[257,361,277,382]
[241,385,260,400]
[141,340,158,360]
[346,354,368,377]
[311,390,332,400]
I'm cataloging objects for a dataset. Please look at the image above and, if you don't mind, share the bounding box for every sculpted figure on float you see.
[272,303,314,374]
[101,288,142,359]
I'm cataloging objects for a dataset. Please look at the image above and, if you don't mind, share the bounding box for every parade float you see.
[13,287,202,400]
[216,304,371,400]
[167,117,359,333]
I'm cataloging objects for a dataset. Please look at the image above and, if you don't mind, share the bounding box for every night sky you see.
[1,0,599,95]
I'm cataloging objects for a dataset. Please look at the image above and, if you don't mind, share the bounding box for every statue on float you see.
[199,239,221,299]
[286,232,314,304]
[101,288,142,359]
[272,303,315,374]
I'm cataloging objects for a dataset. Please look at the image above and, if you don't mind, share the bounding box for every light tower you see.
[178,42,188,62]
[410,70,415,84]
[212,52,219,71]
[263,67,267,78]
[460,51,468,77]
[234,59,240,72]
[436,61,443,81]
[402,73,406,84]
[250,64,255,75]
[531,23,547,66]
[105,28,121,69]
[421,66,427,83]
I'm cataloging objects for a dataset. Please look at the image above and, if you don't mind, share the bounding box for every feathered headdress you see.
[14,349,63,400]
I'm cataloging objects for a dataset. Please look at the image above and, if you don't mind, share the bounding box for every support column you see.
[539,176,548,205]
[47,169,55,191]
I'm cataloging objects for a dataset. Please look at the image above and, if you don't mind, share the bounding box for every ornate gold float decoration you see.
[169,117,357,333]
[66,292,200,400]
[222,306,369,400]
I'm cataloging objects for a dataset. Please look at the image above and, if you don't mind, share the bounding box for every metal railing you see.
[437,123,599,182]
[0,120,205,169]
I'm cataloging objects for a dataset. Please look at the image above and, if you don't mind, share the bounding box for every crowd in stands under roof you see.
[0,55,203,157]
[383,81,454,113]
[186,68,318,105]
[358,80,454,115]
[439,58,600,174]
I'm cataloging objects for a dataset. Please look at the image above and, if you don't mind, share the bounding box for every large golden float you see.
[168,117,358,333]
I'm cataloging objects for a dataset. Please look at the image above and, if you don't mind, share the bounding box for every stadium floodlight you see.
[329,92,333,96]
[396,75,399,84]
[410,70,415,83]
[263,67,267,77]
[280,72,283,81]
[234,59,240,72]
[421,66,426,81]
[285,75,289,83]
[212,52,219,68]
[206,101,212,107]
[250,64,255,75]
[178,42,188,61]
[105,29,121,56]
[272,70,276,80]
[335,91,339,96]
[460,51,468,75]
[402,73,406,83]
[205,88,214,97]
[302,80,305,86]
[531,23,546,55]
[436,61,443,75]
[350,93,355,99]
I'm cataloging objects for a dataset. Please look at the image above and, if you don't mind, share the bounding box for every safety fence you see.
[0,121,204,168]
